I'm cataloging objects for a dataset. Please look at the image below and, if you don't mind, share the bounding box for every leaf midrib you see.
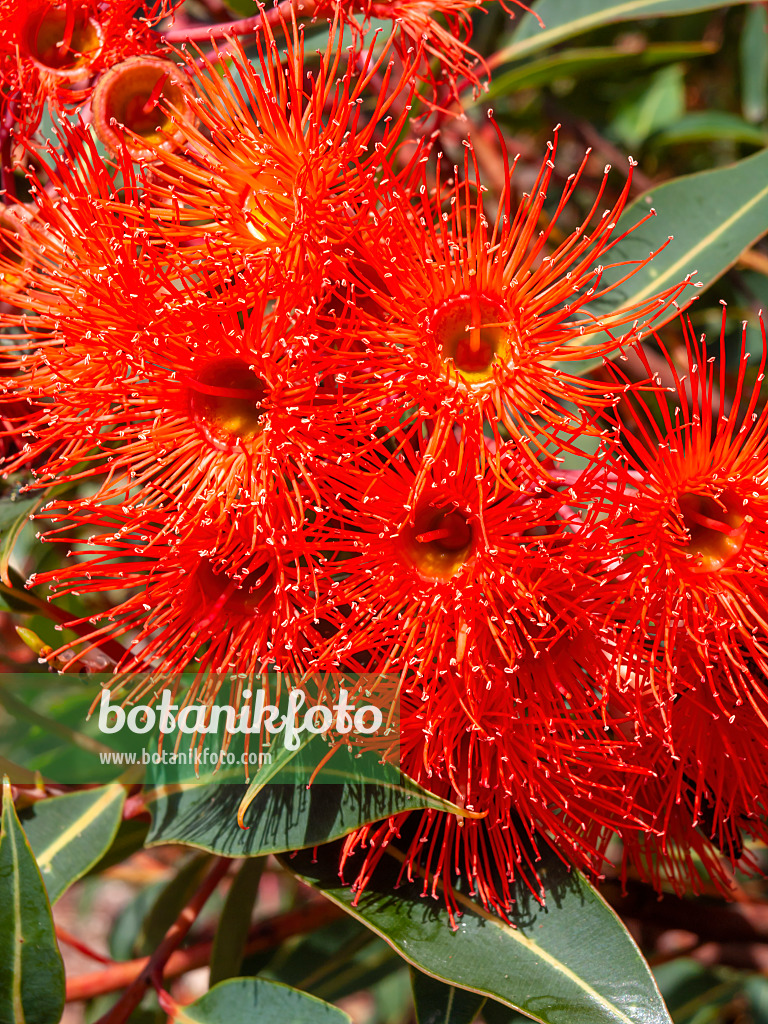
[34,784,124,874]
[8,806,25,1024]
[506,0,743,60]
[382,846,638,1024]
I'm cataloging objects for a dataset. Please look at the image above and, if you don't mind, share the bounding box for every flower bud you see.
[21,3,103,76]
[92,55,193,158]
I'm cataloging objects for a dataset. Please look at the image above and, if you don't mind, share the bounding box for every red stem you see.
[66,899,344,1002]
[91,857,232,1024]
[162,0,315,42]
[56,927,116,966]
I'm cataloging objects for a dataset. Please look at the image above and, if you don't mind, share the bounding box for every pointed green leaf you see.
[412,970,486,1024]
[236,730,315,829]
[0,777,65,1024]
[608,65,686,149]
[145,762,477,857]
[477,42,714,102]
[135,853,211,957]
[85,815,150,877]
[165,978,352,1024]
[584,145,768,354]
[21,784,126,904]
[651,111,768,148]
[109,878,166,962]
[651,961,739,1024]
[264,916,401,1002]
[499,0,754,65]
[0,494,41,587]
[744,975,768,1023]
[284,841,672,1024]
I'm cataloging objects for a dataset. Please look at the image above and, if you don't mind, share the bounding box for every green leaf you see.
[652,961,739,1024]
[608,65,686,149]
[165,977,352,1024]
[741,2,768,124]
[145,765,477,857]
[498,0,755,64]
[209,858,265,985]
[85,814,151,877]
[0,676,117,774]
[236,729,315,829]
[109,878,166,962]
[477,42,714,100]
[588,145,768,347]
[411,971,486,1024]
[264,916,402,1002]
[651,111,768,148]
[0,777,65,1024]
[20,784,126,904]
[284,842,672,1024]
[744,974,768,1023]
[0,494,39,587]
[483,1000,535,1024]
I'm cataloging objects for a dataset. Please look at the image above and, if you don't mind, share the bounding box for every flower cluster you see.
[1,0,767,926]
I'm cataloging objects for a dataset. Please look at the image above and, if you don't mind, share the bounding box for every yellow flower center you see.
[188,358,267,451]
[431,294,511,384]
[402,501,474,580]
[676,489,748,573]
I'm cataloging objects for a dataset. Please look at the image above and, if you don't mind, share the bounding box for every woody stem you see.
[66,898,345,1003]
[90,857,233,1023]
[163,0,316,41]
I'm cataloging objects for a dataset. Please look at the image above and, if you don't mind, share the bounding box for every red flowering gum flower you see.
[331,135,690,469]
[0,0,182,146]
[597,309,768,709]
[306,425,654,920]
[1,269,343,536]
[30,502,329,682]
[339,671,648,926]
[310,423,620,688]
[126,19,422,291]
[618,666,768,896]
[0,117,182,310]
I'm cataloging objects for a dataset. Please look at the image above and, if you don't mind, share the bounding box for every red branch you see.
[91,857,232,1024]
[163,0,316,42]
[66,897,344,1003]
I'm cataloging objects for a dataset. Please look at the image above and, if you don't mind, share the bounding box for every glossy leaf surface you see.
[286,842,672,1024]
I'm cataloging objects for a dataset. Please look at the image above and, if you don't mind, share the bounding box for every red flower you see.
[340,668,648,927]
[119,20,422,293]
[618,668,768,896]
[292,421,655,923]
[0,133,374,535]
[1,262,343,535]
[310,424,614,679]
[31,502,328,683]
[321,135,691,470]
[309,0,541,96]
[598,308,768,710]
